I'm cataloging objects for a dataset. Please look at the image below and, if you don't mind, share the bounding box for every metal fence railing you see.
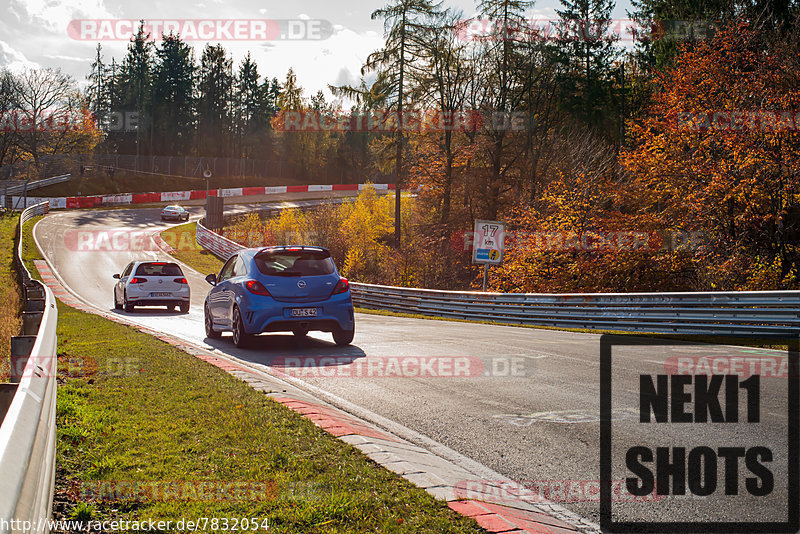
[2,175,71,211]
[0,154,392,184]
[196,197,359,262]
[348,283,800,336]
[196,212,800,336]
[0,201,58,534]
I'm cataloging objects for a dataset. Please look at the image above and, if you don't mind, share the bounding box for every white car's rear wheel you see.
[123,292,134,312]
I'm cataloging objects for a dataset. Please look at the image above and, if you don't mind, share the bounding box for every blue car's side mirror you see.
[205,273,217,285]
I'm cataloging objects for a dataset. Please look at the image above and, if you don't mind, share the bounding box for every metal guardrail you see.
[0,201,58,534]
[196,212,800,336]
[349,283,800,336]
[196,218,246,262]
[2,175,71,210]
[196,197,356,262]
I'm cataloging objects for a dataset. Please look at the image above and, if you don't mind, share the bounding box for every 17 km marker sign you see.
[472,220,505,265]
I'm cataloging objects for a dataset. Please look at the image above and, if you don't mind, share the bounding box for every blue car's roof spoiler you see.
[255,245,328,253]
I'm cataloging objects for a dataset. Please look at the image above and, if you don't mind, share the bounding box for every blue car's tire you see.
[205,303,221,338]
[232,306,253,348]
[332,325,354,346]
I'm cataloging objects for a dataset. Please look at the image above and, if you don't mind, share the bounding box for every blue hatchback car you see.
[203,246,355,348]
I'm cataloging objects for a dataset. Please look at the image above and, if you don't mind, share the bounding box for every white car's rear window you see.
[135,262,184,276]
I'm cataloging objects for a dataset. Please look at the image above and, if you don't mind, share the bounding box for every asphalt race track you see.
[35,205,795,529]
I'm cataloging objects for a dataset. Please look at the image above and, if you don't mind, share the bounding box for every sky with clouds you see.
[0,0,634,101]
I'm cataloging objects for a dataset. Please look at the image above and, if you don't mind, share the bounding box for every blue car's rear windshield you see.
[254,250,335,276]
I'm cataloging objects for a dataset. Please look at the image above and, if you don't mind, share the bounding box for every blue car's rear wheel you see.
[232,306,253,348]
[332,325,354,346]
[204,303,221,338]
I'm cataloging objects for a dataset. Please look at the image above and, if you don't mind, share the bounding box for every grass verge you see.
[21,215,44,279]
[19,215,480,533]
[51,302,482,532]
[0,213,23,381]
[160,222,224,276]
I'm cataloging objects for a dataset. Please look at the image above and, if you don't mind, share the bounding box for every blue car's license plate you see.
[150,292,171,297]
[291,308,317,317]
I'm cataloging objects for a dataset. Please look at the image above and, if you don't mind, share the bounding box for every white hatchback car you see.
[113,261,190,313]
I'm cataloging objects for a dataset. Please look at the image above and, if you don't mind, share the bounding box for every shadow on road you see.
[203,332,367,370]
[109,307,190,317]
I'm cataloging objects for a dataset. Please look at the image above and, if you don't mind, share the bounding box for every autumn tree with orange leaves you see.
[621,21,800,290]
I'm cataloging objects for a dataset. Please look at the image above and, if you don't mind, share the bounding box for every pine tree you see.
[415,8,473,223]
[365,0,442,246]
[627,0,733,71]
[153,33,196,155]
[197,43,233,157]
[86,44,110,126]
[235,53,265,158]
[115,21,155,155]
[474,0,534,219]
[555,0,620,134]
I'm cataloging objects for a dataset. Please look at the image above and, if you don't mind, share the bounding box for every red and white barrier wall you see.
[2,183,395,210]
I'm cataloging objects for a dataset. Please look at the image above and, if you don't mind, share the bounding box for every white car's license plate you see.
[151,292,171,297]
[291,308,317,317]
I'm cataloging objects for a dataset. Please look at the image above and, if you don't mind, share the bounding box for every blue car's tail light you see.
[246,280,271,296]
[332,278,349,295]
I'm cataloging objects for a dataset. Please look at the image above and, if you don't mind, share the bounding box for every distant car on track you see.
[203,246,354,348]
[113,261,190,313]
[161,205,190,221]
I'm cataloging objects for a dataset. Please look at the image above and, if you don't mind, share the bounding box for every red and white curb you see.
[9,183,395,210]
[33,269,598,534]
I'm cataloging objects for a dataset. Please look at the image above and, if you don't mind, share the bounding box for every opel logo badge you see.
[297,280,306,289]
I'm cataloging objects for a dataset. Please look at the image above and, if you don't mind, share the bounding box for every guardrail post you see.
[21,312,43,335]
[0,385,17,423]
[9,337,35,383]
[23,285,45,312]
